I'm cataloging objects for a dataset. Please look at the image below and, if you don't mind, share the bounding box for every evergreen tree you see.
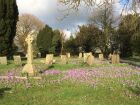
[49,30,61,56]
[37,25,54,57]
[0,0,18,57]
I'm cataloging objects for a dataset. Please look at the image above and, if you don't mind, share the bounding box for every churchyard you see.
[0,53,140,105]
[0,0,140,105]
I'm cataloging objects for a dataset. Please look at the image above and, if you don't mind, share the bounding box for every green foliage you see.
[37,25,54,57]
[75,24,103,52]
[65,35,78,55]
[0,0,18,57]
[49,30,61,56]
[118,14,140,57]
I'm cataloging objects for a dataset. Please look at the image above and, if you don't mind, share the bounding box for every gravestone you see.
[87,55,94,66]
[66,53,70,58]
[108,53,112,60]
[46,54,54,65]
[79,53,82,58]
[111,54,120,64]
[84,52,92,62]
[61,55,68,64]
[0,57,7,65]
[99,53,104,60]
[37,52,41,58]
[83,53,87,62]
[22,34,36,76]
[13,55,21,65]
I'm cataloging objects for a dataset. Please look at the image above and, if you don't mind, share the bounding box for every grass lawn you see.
[0,57,140,105]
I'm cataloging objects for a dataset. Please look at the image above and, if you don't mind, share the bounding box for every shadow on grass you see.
[0,88,11,99]
[39,65,54,74]
[127,86,140,96]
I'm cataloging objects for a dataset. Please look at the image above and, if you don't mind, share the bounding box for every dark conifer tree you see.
[0,0,18,57]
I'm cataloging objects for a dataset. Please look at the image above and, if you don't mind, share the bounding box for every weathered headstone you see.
[83,53,87,63]
[84,52,92,62]
[0,57,7,65]
[87,55,94,66]
[37,52,41,58]
[61,55,68,64]
[79,53,82,58]
[13,55,21,65]
[108,53,112,60]
[99,53,104,60]
[22,34,36,76]
[111,54,120,64]
[46,54,54,65]
[66,53,70,58]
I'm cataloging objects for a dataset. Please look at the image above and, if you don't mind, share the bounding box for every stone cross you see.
[22,34,35,76]
[26,34,33,64]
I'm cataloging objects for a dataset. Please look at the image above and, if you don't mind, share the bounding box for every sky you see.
[17,0,123,37]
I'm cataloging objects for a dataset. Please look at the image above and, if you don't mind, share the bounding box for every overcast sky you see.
[17,0,123,37]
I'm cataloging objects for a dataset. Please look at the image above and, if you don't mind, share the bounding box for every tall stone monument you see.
[22,34,35,76]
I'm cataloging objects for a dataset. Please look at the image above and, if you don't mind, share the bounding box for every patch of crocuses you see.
[44,70,62,75]
[0,64,140,89]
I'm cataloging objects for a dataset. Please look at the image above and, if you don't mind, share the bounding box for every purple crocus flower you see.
[44,70,62,75]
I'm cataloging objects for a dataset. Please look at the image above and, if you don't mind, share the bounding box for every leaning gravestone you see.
[22,34,36,76]
[99,53,104,60]
[61,55,68,64]
[0,57,7,65]
[87,55,94,66]
[13,55,21,65]
[46,54,54,65]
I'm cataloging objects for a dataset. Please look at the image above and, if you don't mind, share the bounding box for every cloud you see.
[17,0,90,35]
[17,0,124,38]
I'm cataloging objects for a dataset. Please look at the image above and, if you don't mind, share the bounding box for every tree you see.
[0,0,18,57]
[14,14,44,54]
[75,24,103,53]
[65,35,78,55]
[58,0,140,11]
[89,1,117,55]
[37,25,54,57]
[49,30,62,56]
[60,30,66,55]
[118,14,140,57]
